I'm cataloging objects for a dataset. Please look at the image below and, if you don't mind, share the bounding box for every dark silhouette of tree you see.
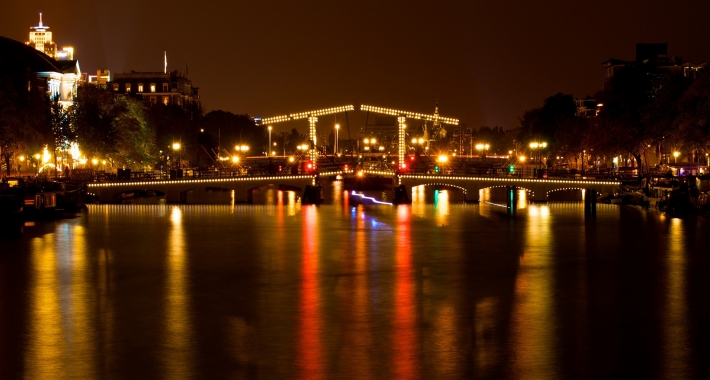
[147,102,202,168]
[595,64,659,171]
[674,70,710,160]
[73,85,119,159]
[0,72,47,175]
[201,111,262,158]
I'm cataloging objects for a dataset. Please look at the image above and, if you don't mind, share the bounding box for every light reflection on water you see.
[3,186,708,379]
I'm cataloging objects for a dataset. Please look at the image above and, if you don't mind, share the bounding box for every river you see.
[0,183,709,379]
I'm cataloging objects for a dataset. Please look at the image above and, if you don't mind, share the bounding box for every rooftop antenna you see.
[164,51,167,74]
[39,13,43,28]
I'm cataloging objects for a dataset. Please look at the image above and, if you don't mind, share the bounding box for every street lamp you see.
[529,141,547,167]
[475,143,490,158]
[267,126,272,157]
[335,124,340,155]
[172,142,181,169]
[673,151,680,163]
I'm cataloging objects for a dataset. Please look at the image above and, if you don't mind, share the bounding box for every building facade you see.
[109,70,199,107]
[1,36,80,106]
[602,43,706,89]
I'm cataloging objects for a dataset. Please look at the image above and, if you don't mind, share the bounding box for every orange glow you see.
[298,206,323,379]
[393,205,418,377]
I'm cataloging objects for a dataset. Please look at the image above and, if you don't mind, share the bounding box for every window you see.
[150,83,156,93]
[125,83,131,92]
[163,83,169,92]
[138,83,144,92]
[163,96,169,105]
[113,83,119,91]
[150,96,156,104]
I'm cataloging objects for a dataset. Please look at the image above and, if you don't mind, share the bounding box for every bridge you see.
[86,175,316,203]
[396,173,620,202]
[85,167,621,204]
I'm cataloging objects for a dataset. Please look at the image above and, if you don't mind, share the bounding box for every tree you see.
[48,95,74,177]
[0,72,47,175]
[674,70,710,159]
[201,111,262,158]
[109,97,158,169]
[73,85,120,159]
[595,64,659,172]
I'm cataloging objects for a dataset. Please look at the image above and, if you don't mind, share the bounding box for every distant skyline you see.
[2,0,710,134]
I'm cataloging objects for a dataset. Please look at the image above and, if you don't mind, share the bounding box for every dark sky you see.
[3,0,710,134]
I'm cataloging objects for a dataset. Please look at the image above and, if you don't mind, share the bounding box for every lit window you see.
[138,83,144,92]
[125,83,131,92]
[150,83,156,93]
[113,83,119,91]
[163,96,169,105]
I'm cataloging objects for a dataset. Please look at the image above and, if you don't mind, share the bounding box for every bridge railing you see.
[86,167,314,183]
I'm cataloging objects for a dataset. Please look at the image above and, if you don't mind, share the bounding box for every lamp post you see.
[34,153,40,175]
[267,126,272,157]
[335,124,340,155]
[475,143,490,158]
[173,142,181,169]
[673,151,680,163]
[529,142,547,168]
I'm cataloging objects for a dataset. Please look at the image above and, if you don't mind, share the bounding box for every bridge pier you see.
[507,186,518,214]
[393,184,411,204]
[584,188,597,216]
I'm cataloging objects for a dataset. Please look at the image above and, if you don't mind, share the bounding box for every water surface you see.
[1,188,709,379]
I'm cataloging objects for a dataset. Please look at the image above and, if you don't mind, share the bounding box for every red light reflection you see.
[393,205,418,378]
[297,205,323,379]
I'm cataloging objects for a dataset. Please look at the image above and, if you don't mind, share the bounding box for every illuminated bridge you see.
[86,170,621,204]
[86,175,316,203]
[396,174,621,202]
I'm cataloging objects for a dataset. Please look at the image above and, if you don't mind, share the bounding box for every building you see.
[575,96,600,118]
[1,36,81,106]
[602,43,706,89]
[109,70,199,107]
[25,13,74,61]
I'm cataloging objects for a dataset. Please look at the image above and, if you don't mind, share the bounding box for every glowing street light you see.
[673,151,680,163]
[529,141,547,167]
[172,142,181,169]
[475,143,490,158]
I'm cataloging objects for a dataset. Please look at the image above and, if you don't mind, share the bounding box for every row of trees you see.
[1,74,305,175]
[518,64,710,173]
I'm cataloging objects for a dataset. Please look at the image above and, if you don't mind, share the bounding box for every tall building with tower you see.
[25,13,74,60]
[26,13,57,58]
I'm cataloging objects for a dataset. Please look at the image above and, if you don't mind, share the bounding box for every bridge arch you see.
[546,187,587,202]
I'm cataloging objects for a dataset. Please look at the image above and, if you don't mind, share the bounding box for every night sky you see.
[2,0,710,134]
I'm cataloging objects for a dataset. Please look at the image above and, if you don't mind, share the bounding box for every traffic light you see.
[509,165,515,173]
[434,165,439,173]
[302,161,315,173]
